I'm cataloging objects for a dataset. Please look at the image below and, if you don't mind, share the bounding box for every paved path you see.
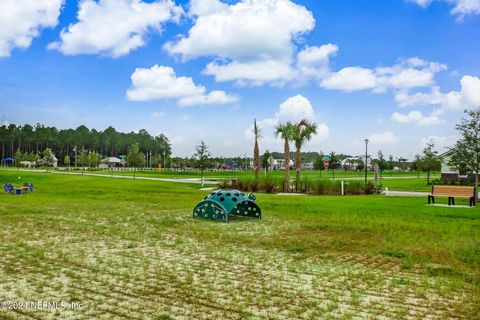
[50,170,221,185]
[384,190,429,197]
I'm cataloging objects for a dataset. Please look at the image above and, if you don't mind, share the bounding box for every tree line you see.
[0,123,171,167]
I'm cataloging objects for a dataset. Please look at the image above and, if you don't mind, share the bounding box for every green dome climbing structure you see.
[193,189,261,222]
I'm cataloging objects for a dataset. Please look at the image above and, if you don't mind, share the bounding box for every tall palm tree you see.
[275,122,295,192]
[294,120,317,184]
[252,119,262,180]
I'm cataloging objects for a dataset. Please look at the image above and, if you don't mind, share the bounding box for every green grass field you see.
[0,170,478,319]
[3,167,439,192]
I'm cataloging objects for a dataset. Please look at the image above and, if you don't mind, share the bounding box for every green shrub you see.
[344,181,364,195]
[363,181,383,194]
[308,179,341,195]
[219,176,281,193]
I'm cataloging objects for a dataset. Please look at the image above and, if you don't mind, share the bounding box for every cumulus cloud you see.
[408,0,433,8]
[391,110,445,126]
[126,64,238,106]
[320,67,377,92]
[318,57,446,93]
[296,44,338,81]
[393,75,480,112]
[165,0,315,85]
[244,95,329,151]
[408,0,480,20]
[369,132,399,145]
[49,0,182,57]
[420,135,458,151]
[276,95,316,123]
[0,0,63,57]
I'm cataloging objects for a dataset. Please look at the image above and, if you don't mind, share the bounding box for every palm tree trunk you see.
[254,139,260,180]
[295,148,301,188]
[284,139,290,192]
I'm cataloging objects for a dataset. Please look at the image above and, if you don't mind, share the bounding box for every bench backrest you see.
[432,185,475,197]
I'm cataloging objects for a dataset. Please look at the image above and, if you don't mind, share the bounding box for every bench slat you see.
[431,185,475,198]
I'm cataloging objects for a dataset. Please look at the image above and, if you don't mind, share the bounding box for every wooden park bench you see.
[428,185,477,207]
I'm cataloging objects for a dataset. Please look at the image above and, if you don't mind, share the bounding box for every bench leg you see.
[428,195,431,204]
[448,197,451,206]
[451,197,455,206]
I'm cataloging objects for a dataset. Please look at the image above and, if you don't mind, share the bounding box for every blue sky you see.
[0,0,479,158]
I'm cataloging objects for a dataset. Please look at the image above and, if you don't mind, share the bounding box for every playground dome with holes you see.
[193,189,261,222]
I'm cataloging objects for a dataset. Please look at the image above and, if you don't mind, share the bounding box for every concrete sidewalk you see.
[50,170,220,185]
[384,189,479,198]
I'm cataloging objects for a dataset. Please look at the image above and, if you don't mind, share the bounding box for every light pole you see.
[163,149,166,170]
[74,145,77,169]
[364,139,369,184]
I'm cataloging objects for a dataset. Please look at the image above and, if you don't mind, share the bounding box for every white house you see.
[340,156,371,170]
[268,155,294,170]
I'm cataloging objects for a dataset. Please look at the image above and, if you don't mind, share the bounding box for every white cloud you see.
[393,75,480,112]
[369,132,399,145]
[408,0,480,20]
[408,0,433,8]
[317,56,445,93]
[165,0,315,85]
[420,135,458,151]
[391,110,445,126]
[320,67,377,92]
[276,94,316,123]
[244,94,329,151]
[296,44,338,81]
[178,90,238,107]
[203,58,296,86]
[0,0,63,57]
[451,0,480,19]
[49,0,182,57]
[126,64,238,106]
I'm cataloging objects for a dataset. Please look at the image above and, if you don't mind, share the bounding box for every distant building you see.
[268,155,293,170]
[340,155,371,170]
[440,149,479,182]
[38,153,58,167]
[303,161,314,170]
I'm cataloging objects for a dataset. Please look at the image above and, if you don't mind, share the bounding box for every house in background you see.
[439,149,479,182]
[303,161,314,170]
[340,155,371,170]
[268,155,293,170]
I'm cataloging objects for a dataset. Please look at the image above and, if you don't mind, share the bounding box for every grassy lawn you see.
[5,167,438,192]
[0,170,478,319]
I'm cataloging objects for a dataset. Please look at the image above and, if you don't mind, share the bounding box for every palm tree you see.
[293,120,317,185]
[252,119,262,180]
[275,122,295,192]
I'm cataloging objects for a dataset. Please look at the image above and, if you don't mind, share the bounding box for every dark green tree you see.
[420,141,441,184]
[126,143,145,178]
[261,150,271,173]
[449,108,480,199]
[194,140,211,187]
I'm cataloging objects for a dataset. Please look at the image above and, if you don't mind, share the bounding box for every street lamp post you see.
[364,139,369,184]
[74,145,77,169]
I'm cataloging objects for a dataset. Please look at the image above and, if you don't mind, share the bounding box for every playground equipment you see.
[193,189,261,222]
[3,183,33,195]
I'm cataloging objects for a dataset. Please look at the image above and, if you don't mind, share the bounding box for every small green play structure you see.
[193,189,261,222]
